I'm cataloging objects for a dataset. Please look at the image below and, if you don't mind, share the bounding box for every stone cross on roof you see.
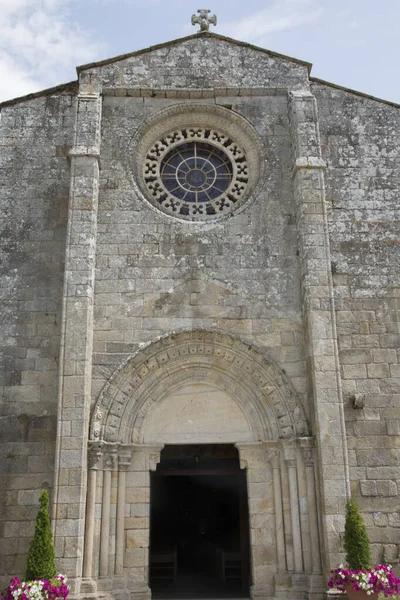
[191,9,217,32]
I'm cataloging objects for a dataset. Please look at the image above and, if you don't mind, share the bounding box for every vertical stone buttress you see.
[52,93,101,592]
[289,91,350,572]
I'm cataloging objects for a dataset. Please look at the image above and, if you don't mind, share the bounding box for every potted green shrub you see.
[1,490,69,600]
[328,497,400,598]
[26,490,56,581]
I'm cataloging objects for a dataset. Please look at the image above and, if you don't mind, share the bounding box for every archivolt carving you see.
[90,330,308,443]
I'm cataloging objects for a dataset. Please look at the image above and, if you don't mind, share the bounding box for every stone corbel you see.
[235,442,264,470]
[131,444,164,472]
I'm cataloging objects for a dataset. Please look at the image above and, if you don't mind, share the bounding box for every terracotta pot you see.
[345,583,378,600]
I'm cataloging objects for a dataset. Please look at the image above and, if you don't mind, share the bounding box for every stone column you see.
[299,438,322,574]
[289,90,350,572]
[283,442,303,573]
[100,447,118,577]
[236,443,274,600]
[82,444,103,584]
[115,448,133,576]
[265,445,286,573]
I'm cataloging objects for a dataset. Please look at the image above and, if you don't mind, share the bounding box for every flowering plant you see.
[1,575,69,600]
[328,564,400,597]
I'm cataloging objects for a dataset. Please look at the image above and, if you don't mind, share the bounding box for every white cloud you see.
[0,0,105,103]
[218,0,323,43]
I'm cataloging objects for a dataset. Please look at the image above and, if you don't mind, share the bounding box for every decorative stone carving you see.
[92,409,103,439]
[90,330,309,444]
[88,442,104,470]
[191,9,217,32]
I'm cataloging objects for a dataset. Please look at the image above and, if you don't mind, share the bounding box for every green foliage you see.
[26,490,56,581]
[344,496,372,571]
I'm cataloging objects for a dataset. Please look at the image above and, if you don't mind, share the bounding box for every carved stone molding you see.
[90,329,309,444]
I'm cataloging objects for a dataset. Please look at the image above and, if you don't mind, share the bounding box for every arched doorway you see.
[83,330,322,600]
[150,444,250,598]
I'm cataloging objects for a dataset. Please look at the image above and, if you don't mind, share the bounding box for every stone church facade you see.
[0,28,399,600]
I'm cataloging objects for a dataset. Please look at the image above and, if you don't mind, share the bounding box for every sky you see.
[0,0,399,104]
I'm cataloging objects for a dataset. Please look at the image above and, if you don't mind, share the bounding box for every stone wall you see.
[312,80,400,564]
[91,93,309,419]
[78,34,310,93]
[0,90,76,584]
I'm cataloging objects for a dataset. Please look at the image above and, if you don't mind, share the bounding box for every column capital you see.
[282,439,298,466]
[88,442,105,470]
[299,436,316,466]
[118,447,133,471]
[263,442,281,469]
[103,446,119,470]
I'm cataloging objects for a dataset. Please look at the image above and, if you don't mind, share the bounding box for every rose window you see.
[143,128,249,220]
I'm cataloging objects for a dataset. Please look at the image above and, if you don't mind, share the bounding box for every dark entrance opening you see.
[150,444,250,599]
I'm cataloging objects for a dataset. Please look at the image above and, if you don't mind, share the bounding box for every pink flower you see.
[328,565,400,597]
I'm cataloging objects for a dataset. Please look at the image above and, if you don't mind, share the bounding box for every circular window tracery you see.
[161,141,232,204]
[143,128,249,219]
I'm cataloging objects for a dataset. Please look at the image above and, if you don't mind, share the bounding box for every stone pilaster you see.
[236,443,275,600]
[289,90,350,573]
[52,93,102,592]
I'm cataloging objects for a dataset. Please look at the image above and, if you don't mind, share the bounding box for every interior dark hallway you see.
[150,445,250,599]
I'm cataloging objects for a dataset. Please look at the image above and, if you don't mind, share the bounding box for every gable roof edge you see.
[0,80,78,110]
[310,77,400,109]
[76,32,313,75]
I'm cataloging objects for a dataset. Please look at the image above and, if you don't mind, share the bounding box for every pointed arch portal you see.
[83,331,323,600]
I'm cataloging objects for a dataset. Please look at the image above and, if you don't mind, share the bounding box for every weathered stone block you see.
[126,529,148,548]
[360,480,377,496]
[376,480,397,497]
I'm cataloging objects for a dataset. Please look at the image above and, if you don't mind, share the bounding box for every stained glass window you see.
[143,127,250,220]
[160,142,233,204]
